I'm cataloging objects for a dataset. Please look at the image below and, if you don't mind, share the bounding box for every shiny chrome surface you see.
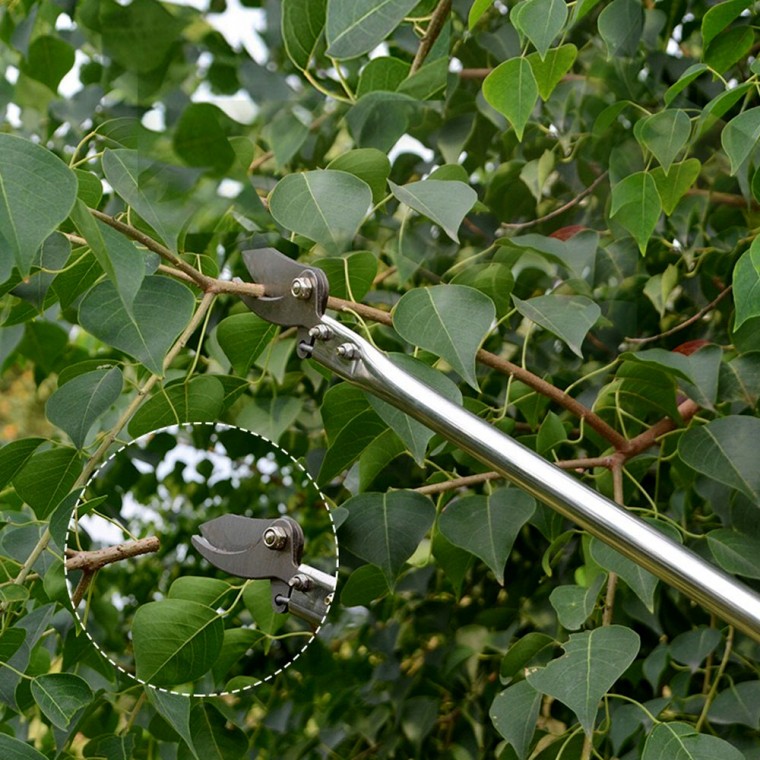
[312,315,760,642]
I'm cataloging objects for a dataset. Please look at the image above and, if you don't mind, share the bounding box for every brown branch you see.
[625,286,733,345]
[410,0,451,74]
[500,173,608,231]
[66,537,160,573]
[249,150,274,174]
[459,68,492,79]
[687,188,760,209]
[71,570,95,608]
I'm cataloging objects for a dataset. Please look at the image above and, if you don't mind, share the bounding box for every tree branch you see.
[66,537,160,572]
[625,286,732,345]
[410,0,451,74]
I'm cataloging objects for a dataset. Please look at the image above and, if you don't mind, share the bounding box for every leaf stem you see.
[696,626,734,731]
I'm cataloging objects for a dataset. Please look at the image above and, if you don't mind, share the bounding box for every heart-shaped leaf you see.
[389,179,477,243]
[0,134,77,276]
[79,275,196,376]
[13,447,82,519]
[733,239,760,331]
[132,599,224,686]
[527,626,640,734]
[637,110,691,174]
[722,107,760,175]
[393,284,495,390]
[282,0,327,70]
[338,491,435,584]
[30,673,93,729]
[651,159,701,215]
[642,721,743,760]
[513,0,568,59]
[439,488,535,584]
[46,367,123,449]
[527,45,578,101]
[610,171,661,254]
[483,58,539,140]
[513,294,601,358]
[490,680,542,759]
[269,170,372,254]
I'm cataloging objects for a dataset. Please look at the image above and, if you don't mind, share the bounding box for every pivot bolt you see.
[263,526,288,550]
[308,325,333,341]
[289,574,313,592]
[291,277,313,300]
[336,343,360,360]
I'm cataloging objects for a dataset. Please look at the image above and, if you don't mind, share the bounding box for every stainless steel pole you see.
[312,315,760,643]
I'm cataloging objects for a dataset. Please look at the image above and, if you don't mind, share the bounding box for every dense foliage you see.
[0,0,759,758]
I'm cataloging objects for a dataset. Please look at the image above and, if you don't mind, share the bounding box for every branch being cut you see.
[66,536,160,572]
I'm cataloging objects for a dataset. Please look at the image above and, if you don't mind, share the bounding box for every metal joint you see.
[336,343,360,360]
[263,526,288,550]
[291,277,313,300]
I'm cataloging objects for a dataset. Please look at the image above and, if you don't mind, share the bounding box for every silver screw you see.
[289,574,313,591]
[336,343,360,360]
[308,325,333,341]
[291,277,313,300]
[263,526,288,550]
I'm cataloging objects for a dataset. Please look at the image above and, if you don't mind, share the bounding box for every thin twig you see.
[625,286,732,345]
[696,626,734,731]
[249,150,274,174]
[71,571,94,608]
[602,463,624,626]
[410,0,451,74]
[687,188,760,209]
[66,537,160,572]
[459,68,492,79]
[500,173,608,232]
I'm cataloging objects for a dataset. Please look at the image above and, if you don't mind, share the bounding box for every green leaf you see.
[705,26,753,74]
[389,179,477,243]
[190,703,249,758]
[0,134,77,276]
[0,629,26,662]
[490,680,541,760]
[651,159,701,215]
[513,294,601,358]
[527,626,640,735]
[325,0,418,59]
[710,681,760,729]
[527,45,578,101]
[102,149,196,252]
[367,353,462,465]
[679,416,760,503]
[30,673,93,729]
[282,0,327,69]
[610,172,661,254]
[340,564,390,606]
[359,428,407,491]
[269,170,372,254]
[642,721,743,760]
[128,376,225,438]
[451,263,515,317]
[702,0,752,47]
[597,0,642,58]
[664,64,709,106]
[393,284,496,390]
[45,367,123,449]
[318,384,387,483]
[236,395,303,443]
[315,251,378,302]
[513,0,568,60]
[590,521,681,612]
[637,110,691,175]
[83,734,135,760]
[722,107,760,175]
[168,576,233,608]
[146,688,198,758]
[346,91,419,153]
[549,573,606,630]
[339,491,435,584]
[173,103,235,175]
[707,529,760,579]
[14,447,82,519]
[79,275,196,376]
[500,633,556,682]
[469,0,493,29]
[211,628,260,684]
[243,580,283,639]
[0,438,45,490]
[21,35,75,91]
[719,352,760,407]
[483,58,539,141]
[733,239,760,330]
[669,626,721,670]
[0,585,29,603]
[0,735,48,760]
[215,312,277,376]
[327,149,391,204]
[439,488,535,584]
[132,599,224,686]
[356,57,410,97]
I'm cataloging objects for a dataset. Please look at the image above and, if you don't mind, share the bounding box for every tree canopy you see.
[1,0,760,757]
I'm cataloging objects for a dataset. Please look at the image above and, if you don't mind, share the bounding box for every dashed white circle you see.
[64,422,339,697]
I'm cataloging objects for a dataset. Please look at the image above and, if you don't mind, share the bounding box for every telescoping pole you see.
[311,315,760,644]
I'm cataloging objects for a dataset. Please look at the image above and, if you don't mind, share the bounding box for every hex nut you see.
[291,277,313,300]
[263,526,288,550]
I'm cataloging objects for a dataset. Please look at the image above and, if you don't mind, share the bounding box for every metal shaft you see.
[312,315,760,643]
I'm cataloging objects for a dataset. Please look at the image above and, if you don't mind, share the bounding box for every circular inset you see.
[65,423,337,695]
